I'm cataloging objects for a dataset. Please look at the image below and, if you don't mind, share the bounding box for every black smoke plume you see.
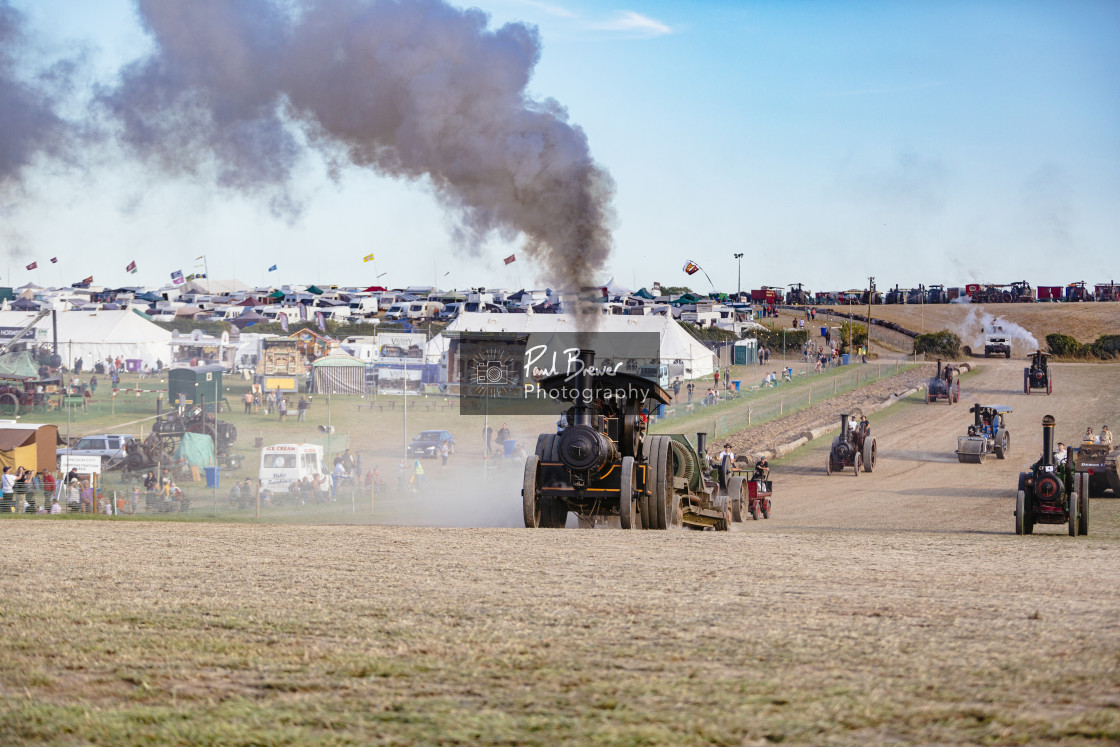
[99,0,615,295]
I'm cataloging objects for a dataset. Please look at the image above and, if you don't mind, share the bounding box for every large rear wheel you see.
[1079,474,1089,536]
[995,432,1010,459]
[1015,489,1026,535]
[862,438,877,473]
[728,476,745,522]
[618,456,636,529]
[654,436,672,530]
[522,456,541,528]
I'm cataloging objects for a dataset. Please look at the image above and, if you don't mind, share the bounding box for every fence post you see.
[780,397,784,416]
[808,386,811,406]
[833,379,837,395]
[747,407,751,427]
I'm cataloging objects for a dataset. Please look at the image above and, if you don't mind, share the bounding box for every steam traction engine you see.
[826,412,877,476]
[523,350,734,530]
[956,404,1011,463]
[1015,415,1088,536]
[926,360,959,404]
[1024,350,1052,395]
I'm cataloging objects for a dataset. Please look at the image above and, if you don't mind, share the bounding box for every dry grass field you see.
[2,358,1119,744]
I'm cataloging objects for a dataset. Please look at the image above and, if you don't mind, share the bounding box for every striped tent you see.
[310,353,366,395]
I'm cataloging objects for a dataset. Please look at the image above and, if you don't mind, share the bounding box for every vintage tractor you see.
[826,412,876,476]
[785,283,812,305]
[956,404,1011,463]
[719,457,772,522]
[523,349,734,531]
[1072,444,1120,497]
[926,360,959,404]
[926,285,949,304]
[1024,350,1052,395]
[1009,281,1035,302]
[1015,415,1088,536]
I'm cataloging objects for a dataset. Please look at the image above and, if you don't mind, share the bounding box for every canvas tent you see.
[311,353,366,395]
[0,421,61,472]
[440,312,718,381]
[0,310,172,369]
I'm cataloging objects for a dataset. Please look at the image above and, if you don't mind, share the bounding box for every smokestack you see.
[840,413,850,437]
[1041,414,1056,466]
[572,349,595,427]
[696,432,708,458]
[936,359,942,377]
[973,404,983,428]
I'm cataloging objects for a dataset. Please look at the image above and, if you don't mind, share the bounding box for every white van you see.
[384,301,443,322]
[259,444,324,493]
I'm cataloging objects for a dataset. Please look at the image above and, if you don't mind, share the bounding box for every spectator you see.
[441,441,449,469]
[79,480,94,513]
[243,391,254,414]
[484,425,494,456]
[42,471,56,502]
[342,449,355,475]
[50,499,63,514]
[1,466,14,511]
[672,377,682,401]
[497,423,511,447]
[297,396,309,422]
[411,459,425,492]
[1101,426,1113,448]
[713,369,720,388]
[724,366,731,389]
[332,458,345,496]
[687,381,695,403]
[278,396,288,422]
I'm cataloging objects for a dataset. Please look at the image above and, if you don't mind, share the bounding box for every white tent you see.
[441,312,717,380]
[0,310,172,368]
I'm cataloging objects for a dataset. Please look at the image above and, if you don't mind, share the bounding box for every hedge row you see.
[1045,333,1120,360]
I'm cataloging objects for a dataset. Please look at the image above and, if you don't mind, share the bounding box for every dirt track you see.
[764,359,1119,533]
[0,360,1118,743]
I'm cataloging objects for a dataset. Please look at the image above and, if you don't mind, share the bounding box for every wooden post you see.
[833,379,837,395]
[780,397,784,416]
[747,407,751,427]
[255,480,260,519]
[808,387,811,406]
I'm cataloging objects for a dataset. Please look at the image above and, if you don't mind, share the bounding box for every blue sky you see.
[2,0,1118,294]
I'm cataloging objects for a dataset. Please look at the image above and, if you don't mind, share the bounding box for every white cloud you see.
[512,0,577,19]
[591,11,672,38]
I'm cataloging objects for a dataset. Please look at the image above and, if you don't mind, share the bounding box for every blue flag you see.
[268,264,278,272]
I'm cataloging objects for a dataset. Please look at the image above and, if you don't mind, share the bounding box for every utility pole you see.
[734,253,744,300]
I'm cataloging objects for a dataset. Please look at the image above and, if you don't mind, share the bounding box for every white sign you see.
[59,455,102,474]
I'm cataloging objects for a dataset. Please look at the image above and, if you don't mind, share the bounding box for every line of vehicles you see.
[753,280,1119,305]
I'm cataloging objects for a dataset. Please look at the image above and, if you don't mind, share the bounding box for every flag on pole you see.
[49,257,58,264]
[280,314,289,333]
[363,253,374,262]
[125,260,137,273]
[171,270,185,285]
[25,261,37,270]
[316,311,326,332]
[186,273,196,282]
[299,303,307,321]
[75,276,93,287]
[503,254,516,265]
[268,264,278,272]
[683,261,700,276]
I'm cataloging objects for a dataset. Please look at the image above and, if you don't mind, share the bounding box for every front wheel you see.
[522,456,541,528]
[618,456,637,529]
[826,455,833,476]
[1069,490,1079,537]
[762,499,771,519]
[1015,489,1027,535]
[853,452,862,477]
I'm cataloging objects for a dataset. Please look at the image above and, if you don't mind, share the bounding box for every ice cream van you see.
[259,444,325,493]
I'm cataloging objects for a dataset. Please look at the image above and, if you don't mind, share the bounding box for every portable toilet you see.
[168,364,225,411]
[733,339,758,365]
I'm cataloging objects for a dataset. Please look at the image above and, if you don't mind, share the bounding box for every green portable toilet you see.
[168,364,225,411]
[733,339,758,365]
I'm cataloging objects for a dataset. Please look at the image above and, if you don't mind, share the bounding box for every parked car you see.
[57,433,137,468]
[408,430,455,458]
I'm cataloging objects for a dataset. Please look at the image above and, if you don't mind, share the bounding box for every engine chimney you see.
[840,413,850,439]
[696,432,708,458]
[572,349,595,427]
[1041,415,1056,466]
[936,359,942,378]
[973,404,983,428]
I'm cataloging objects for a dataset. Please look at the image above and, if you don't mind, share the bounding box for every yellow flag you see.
[363,253,375,262]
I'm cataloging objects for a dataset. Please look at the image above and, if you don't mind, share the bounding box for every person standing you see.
[1099,425,1112,448]
[297,396,308,422]
[672,377,682,401]
[724,365,731,389]
[412,459,425,492]
[243,391,253,414]
[713,369,720,389]
[686,381,695,403]
[1,466,15,512]
[440,441,449,469]
[484,424,494,456]
[278,396,288,422]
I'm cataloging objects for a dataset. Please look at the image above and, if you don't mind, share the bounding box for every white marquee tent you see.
[439,312,718,380]
[0,310,173,368]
